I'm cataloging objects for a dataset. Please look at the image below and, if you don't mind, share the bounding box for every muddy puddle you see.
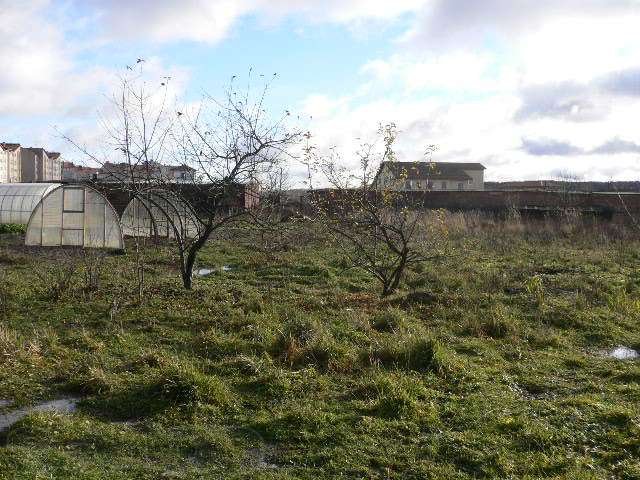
[0,398,80,432]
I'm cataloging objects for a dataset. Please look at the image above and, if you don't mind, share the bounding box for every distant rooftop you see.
[0,143,20,151]
[379,161,485,181]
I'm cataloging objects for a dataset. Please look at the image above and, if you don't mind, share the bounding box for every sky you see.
[1,0,639,184]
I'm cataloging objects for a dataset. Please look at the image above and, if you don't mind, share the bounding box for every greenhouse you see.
[120,189,200,240]
[0,183,60,225]
[0,183,124,249]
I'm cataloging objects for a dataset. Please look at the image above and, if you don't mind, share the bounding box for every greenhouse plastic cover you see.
[0,183,61,225]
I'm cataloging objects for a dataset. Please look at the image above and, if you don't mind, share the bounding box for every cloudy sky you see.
[1,0,639,183]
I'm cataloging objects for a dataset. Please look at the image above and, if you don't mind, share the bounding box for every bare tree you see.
[307,124,447,297]
[170,75,301,288]
[62,73,174,298]
[63,69,300,289]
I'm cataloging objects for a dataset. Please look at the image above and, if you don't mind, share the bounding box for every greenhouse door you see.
[61,187,85,246]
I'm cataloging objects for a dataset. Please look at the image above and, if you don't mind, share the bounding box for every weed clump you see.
[0,224,26,234]
[370,308,406,332]
[402,338,455,375]
[369,337,458,376]
[525,275,545,306]
[466,305,517,339]
[527,328,563,349]
[374,391,416,419]
[352,373,439,422]
[272,315,318,365]
[87,364,233,421]
[269,314,359,372]
[305,335,357,372]
[241,292,263,314]
[60,365,112,395]
[153,366,230,408]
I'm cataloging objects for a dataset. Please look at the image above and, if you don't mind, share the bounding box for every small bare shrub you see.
[0,269,13,319]
[80,248,108,298]
[36,254,79,301]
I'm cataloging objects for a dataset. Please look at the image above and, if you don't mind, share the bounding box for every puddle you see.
[609,346,639,360]
[194,265,234,277]
[0,398,80,432]
[195,268,214,277]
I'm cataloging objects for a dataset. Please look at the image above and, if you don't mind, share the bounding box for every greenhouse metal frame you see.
[120,189,200,240]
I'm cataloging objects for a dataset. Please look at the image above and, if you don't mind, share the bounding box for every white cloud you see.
[87,0,252,44]
[264,0,427,24]
[87,0,428,44]
[289,0,640,185]
[361,52,509,94]
[0,0,192,157]
[0,1,82,115]
[4,0,640,184]
[299,62,640,184]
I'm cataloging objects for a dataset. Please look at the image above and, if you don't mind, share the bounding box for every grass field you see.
[1,218,640,479]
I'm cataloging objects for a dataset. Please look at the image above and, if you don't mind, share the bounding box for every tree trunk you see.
[181,252,196,290]
[180,226,214,290]
[380,250,408,297]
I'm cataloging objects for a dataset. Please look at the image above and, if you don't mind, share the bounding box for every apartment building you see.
[18,147,62,182]
[0,143,22,183]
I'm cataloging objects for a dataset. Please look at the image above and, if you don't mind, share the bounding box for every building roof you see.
[379,161,485,182]
[0,143,20,151]
[47,152,61,160]
[24,147,47,156]
[62,161,100,174]
[169,164,196,172]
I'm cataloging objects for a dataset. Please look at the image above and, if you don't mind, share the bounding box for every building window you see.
[405,180,411,190]
[441,181,447,190]
[458,182,464,191]
[416,181,422,189]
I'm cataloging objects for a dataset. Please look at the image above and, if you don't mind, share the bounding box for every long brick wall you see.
[403,190,640,214]
[307,189,640,222]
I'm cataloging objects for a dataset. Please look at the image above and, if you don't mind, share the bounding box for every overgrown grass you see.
[0,224,25,235]
[1,218,640,479]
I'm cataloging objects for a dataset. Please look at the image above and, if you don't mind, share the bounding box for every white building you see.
[0,143,22,183]
[0,148,6,183]
[373,161,486,191]
[20,148,62,182]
